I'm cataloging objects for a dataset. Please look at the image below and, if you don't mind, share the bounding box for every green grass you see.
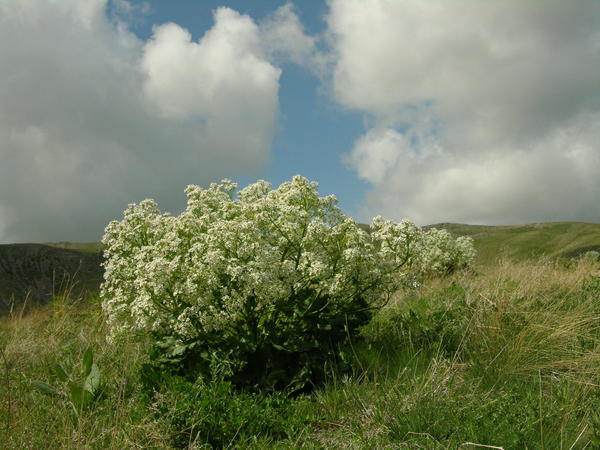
[2,256,600,448]
[43,242,104,254]
[429,221,600,265]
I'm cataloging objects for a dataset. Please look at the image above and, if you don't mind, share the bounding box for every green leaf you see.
[69,402,80,424]
[69,385,83,410]
[32,380,60,397]
[83,363,101,395]
[53,363,69,382]
[69,383,93,410]
[170,343,187,357]
[82,347,93,377]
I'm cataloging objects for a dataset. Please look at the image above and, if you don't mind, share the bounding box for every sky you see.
[1,0,600,243]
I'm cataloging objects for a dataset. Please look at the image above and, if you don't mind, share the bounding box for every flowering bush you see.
[415,228,476,276]
[101,176,421,390]
[101,176,475,389]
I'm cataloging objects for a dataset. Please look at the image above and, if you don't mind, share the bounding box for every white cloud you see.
[111,0,151,25]
[328,0,600,224]
[141,8,281,162]
[260,3,323,71]
[0,0,282,243]
[359,114,600,225]
[344,128,408,185]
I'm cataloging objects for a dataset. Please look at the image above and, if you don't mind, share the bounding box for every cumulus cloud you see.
[329,0,600,225]
[260,3,324,72]
[343,128,409,185]
[0,0,285,243]
[141,8,280,161]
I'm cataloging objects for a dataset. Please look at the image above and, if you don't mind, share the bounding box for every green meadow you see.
[430,221,600,264]
[1,222,600,449]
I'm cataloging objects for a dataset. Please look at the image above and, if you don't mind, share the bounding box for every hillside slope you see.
[427,222,600,265]
[0,244,102,315]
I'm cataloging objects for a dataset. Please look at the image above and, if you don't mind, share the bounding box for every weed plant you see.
[1,257,600,448]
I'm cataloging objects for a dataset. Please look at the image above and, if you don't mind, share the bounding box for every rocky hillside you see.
[0,244,102,315]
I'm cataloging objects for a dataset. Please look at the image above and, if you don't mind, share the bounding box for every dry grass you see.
[464,258,600,377]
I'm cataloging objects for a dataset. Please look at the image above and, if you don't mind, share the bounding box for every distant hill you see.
[0,243,102,315]
[43,241,103,254]
[425,222,600,265]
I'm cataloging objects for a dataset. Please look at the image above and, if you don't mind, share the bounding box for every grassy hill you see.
[43,241,103,254]
[426,221,600,265]
[0,244,102,315]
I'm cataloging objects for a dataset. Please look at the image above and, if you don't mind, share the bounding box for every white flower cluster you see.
[100,176,475,341]
[415,228,477,276]
[103,177,391,340]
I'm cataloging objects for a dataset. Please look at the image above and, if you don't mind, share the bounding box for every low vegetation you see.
[2,256,600,448]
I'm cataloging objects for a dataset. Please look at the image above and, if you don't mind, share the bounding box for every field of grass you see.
[43,242,104,254]
[429,222,600,265]
[2,252,600,448]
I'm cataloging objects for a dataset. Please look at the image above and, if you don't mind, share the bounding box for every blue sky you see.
[1,0,599,243]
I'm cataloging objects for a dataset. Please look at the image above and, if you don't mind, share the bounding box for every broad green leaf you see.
[53,363,69,382]
[83,363,101,395]
[69,383,83,409]
[69,383,93,410]
[82,347,93,377]
[32,380,60,397]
